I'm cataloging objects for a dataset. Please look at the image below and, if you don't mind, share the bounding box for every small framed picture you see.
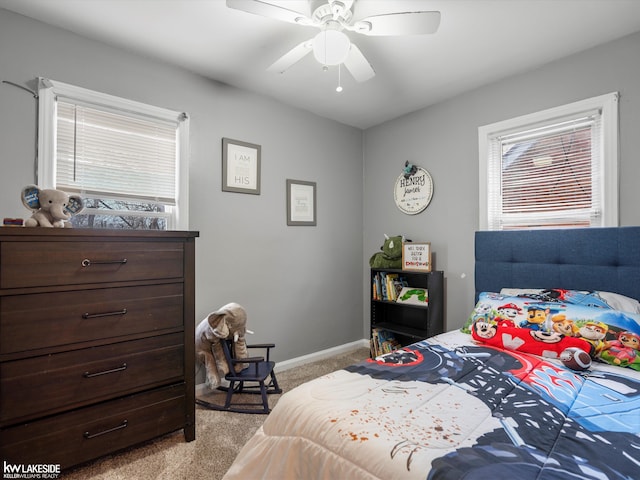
[402,242,432,272]
[222,138,261,194]
[286,179,316,226]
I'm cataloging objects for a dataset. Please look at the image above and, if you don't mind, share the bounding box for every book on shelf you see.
[396,286,429,306]
[370,328,401,357]
[372,271,408,302]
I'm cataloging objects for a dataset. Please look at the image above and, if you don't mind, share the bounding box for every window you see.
[478,93,618,230]
[38,78,189,230]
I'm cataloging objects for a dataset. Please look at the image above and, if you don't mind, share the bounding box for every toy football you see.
[560,347,592,371]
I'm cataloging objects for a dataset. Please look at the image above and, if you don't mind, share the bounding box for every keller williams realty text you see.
[3,461,60,479]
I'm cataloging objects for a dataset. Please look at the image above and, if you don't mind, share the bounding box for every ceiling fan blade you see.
[343,44,375,82]
[226,0,312,25]
[267,40,313,74]
[352,11,441,36]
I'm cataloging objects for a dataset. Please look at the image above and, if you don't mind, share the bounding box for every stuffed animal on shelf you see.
[195,302,251,389]
[21,184,84,228]
[369,234,408,269]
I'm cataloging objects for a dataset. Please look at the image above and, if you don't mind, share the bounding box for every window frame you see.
[37,78,189,230]
[478,92,619,230]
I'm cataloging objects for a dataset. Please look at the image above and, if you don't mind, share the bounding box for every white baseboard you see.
[274,338,369,373]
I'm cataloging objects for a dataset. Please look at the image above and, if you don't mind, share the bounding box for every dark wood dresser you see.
[0,228,198,470]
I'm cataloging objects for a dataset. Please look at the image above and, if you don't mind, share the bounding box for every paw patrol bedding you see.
[467,291,640,370]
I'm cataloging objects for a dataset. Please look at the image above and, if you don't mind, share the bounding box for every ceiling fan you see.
[226,0,441,83]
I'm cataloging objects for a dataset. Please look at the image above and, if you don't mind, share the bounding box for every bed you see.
[223,227,640,480]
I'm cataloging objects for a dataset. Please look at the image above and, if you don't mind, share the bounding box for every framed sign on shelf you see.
[402,242,432,272]
[286,179,316,226]
[222,137,261,194]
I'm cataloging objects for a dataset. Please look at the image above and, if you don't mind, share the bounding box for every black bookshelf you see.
[370,268,444,354]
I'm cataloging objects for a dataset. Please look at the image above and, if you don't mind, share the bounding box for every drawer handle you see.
[81,258,128,267]
[82,308,128,319]
[83,420,128,439]
[83,363,128,378]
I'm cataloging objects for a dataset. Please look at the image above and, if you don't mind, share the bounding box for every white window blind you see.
[479,93,618,231]
[56,100,178,205]
[488,112,601,229]
[38,78,190,230]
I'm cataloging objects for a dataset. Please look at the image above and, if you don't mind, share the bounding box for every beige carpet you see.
[62,347,370,480]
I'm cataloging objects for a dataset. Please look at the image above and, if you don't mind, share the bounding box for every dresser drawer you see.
[0,283,183,354]
[1,241,183,289]
[0,384,187,470]
[1,332,184,425]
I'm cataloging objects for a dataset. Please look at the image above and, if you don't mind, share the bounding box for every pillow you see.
[470,317,593,359]
[499,288,640,314]
[596,291,640,314]
[465,292,640,371]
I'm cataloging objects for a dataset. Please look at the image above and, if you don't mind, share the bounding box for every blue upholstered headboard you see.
[475,227,640,302]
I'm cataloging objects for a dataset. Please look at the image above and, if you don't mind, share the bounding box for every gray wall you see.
[363,30,640,332]
[0,9,364,362]
[3,7,639,353]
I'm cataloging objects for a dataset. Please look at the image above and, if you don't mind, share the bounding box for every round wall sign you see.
[394,166,433,215]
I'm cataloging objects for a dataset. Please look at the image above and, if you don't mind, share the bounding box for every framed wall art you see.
[402,242,432,272]
[286,179,316,226]
[222,137,261,194]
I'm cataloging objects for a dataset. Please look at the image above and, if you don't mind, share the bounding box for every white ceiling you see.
[2,0,640,129]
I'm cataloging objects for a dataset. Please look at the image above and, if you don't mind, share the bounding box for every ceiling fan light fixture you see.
[313,29,351,66]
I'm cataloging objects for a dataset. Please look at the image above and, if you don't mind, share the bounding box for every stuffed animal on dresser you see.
[195,302,251,388]
[21,184,84,228]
